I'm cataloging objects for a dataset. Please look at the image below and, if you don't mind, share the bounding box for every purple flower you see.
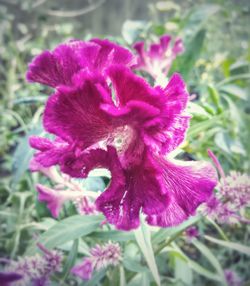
[27,39,136,88]
[133,35,184,80]
[0,272,22,286]
[71,258,93,280]
[75,197,97,215]
[224,269,242,286]
[202,150,250,224]
[36,184,84,218]
[27,38,217,230]
[71,242,121,280]
[2,244,62,286]
[185,226,199,240]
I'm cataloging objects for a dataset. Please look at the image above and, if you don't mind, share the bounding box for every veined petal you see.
[29,136,71,167]
[147,157,217,227]
[91,38,136,69]
[107,65,165,107]
[26,39,135,88]
[43,73,112,148]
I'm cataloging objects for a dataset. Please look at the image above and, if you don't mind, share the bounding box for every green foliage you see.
[0,0,249,285]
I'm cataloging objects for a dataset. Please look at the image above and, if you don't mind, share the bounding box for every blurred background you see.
[0,0,250,285]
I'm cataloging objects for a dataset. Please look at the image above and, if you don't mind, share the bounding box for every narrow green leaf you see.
[174,256,193,285]
[92,230,134,241]
[216,73,250,87]
[177,29,206,80]
[12,124,43,186]
[192,240,226,284]
[61,239,79,281]
[134,221,161,286]
[27,215,103,255]
[220,84,247,100]
[204,235,250,255]
[169,245,221,282]
[127,272,150,286]
[120,266,126,286]
[152,215,200,244]
[123,258,148,273]
[80,269,106,286]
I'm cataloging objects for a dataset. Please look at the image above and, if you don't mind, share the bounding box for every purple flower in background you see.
[71,241,121,281]
[2,244,62,286]
[133,34,184,81]
[75,197,97,215]
[185,226,199,240]
[27,38,217,230]
[203,150,250,224]
[0,272,22,286]
[224,269,242,286]
[36,184,84,218]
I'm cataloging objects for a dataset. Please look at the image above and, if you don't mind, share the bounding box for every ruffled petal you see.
[43,73,112,148]
[27,39,135,88]
[147,157,217,227]
[91,38,136,69]
[61,147,168,230]
[95,152,168,230]
[29,136,70,167]
[107,65,165,107]
[26,44,81,87]
[142,73,190,154]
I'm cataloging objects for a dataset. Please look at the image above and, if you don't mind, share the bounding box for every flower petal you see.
[71,258,94,280]
[26,44,82,87]
[107,65,165,107]
[29,136,70,167]
[36,184,64,218]
[147,157,217,227]
[43,73,112,148]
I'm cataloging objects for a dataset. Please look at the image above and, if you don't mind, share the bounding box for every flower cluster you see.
[27,37,217,230]
[203,150,250,224]
[2,244,63,286]
[71,241,121,280]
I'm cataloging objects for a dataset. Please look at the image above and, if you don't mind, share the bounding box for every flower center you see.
[112,125,135,152]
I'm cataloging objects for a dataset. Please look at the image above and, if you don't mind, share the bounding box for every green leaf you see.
[60,239,79,281]
[216,73,250,87]
[220,84,247,100]
[187,102,212,118]
[187,114,224,139]
[152,215,200,245]
[169,245,221,282]
[12,124,43,186]
[177,29,206,80]
[204,235,250,255]
[92,230,134,241]
[192,240,226,284]
[174,256,193,285]
[122,20,149,44]
[123,258,148,273]
[182,4,220,38]
[80,269,106,286]
[119,266,126,286]
[127,272,150,286]
[27,215,103,255]
[134,221,161,286]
